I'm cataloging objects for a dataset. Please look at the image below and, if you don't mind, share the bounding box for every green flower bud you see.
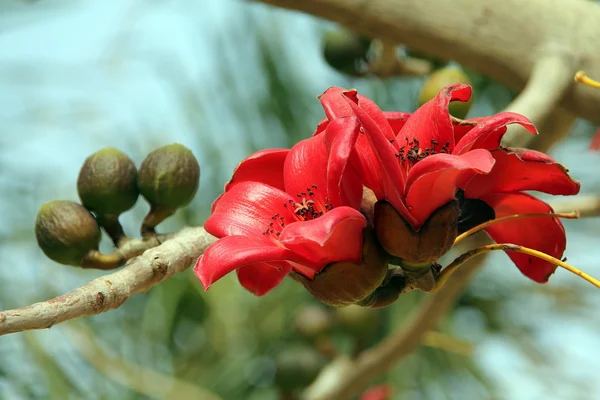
[138,144,200,211]
[274,345,327,393]
[335,304,381,341]
[77,148,139,217]
[418,66,473,119]
[295,305,334,340]
[322,28,371,76]
[35,200,101,266]
[292,229,388,307]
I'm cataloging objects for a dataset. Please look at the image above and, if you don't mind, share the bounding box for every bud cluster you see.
[35,144,200,269]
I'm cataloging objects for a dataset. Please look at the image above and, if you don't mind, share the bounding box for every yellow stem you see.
[454,211,579,245]
[434,243,600,291]
[574,71,600,88]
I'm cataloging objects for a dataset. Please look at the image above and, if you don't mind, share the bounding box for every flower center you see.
[393,137,450,165]
[262,185,333,239]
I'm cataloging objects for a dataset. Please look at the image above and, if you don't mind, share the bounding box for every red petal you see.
[318,87,353,120]
[279,206,366,269]
[397,84,472,153]
[205,181,295,238]
[454,112,536,154]
[224,148,289,192]
[193,235,308,291]
[406,149,495,226]
[313,118,329,137]
[384,111,412,135]
[322,117,364,208]
[284,123,362,209]
[464,148,581,198]
[479,192,566,283]
[236,261,292,296]
[589,128,600,151]
[343,90,411,221]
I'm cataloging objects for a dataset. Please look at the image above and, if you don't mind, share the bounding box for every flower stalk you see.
[434,243,600,291]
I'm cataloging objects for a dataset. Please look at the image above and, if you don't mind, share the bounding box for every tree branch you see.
[0,227,216,336]
[253,0,600,124]
[302,233,490,400]
[300,195,599,400]
[501,52,578,147]
[1,194,597,337]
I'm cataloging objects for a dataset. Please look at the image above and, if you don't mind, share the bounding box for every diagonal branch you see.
[0,227,216,336]
[501,51,578,148]
[253,0,600,124]
[302,234,490,400]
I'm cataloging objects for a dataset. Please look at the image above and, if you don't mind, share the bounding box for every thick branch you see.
[0,227,215,336]
[254,0,600,123]
[502,53,578,147]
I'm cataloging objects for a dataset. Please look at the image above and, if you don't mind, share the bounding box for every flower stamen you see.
[574,71,600,89]
[454,210,580,245]
[433,243,600,291]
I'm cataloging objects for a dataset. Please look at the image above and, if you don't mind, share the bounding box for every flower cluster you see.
[194,84,580,306]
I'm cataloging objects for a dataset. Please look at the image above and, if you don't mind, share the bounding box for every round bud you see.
[322,28,371,76]
[295,305,334,340]
[77,148,139,216]
[335,305,381,341]
[292,229,388,307]
[374,200,458,266]
[35,200,101,266]
[138,144,200,210]
[274,345,327,393]
[418,66,473,119]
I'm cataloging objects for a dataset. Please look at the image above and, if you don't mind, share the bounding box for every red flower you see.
[359,385,392,400]
[194,118,367,296]
[461,148,580,282]
[317,84,509,229]
[317,84,580,282]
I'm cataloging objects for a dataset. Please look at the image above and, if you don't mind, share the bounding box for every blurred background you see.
[1,1,599,399]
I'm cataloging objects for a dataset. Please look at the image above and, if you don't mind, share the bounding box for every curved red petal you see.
[193,235,306,291]
[397,84,472,153]
[205,181,295,238]
[236,261,292,296]
[313,118,329,137]
[322,117,364,208]
[384,111,412,135]
[318,87,353,120]
[405,150,495,226]
[224,148,289,192]
[464,148,581,198]
[279,207,366,269]
[284,132,356,209]
[479,192,566,283]
[454,112,536,154]
[342,90,410,219]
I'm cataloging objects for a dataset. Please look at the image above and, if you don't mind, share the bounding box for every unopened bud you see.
[292,229,388,307]
[295,305,334,340]
[77,148,139,217]
[274,345,327,393]
[35,200,101,266]
[419,66,473,119]
[335,305,380,341]
[322,27,371,76]
[374,200,458,266]
[138,144,200,235]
